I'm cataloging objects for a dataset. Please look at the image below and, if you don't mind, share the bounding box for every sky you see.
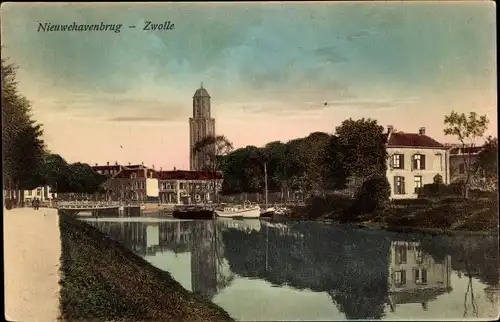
[1,2,497,170]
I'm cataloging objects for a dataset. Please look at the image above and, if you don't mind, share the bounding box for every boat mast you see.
[264,161,268,208]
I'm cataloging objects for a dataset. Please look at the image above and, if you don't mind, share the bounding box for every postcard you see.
[2,2,498,321]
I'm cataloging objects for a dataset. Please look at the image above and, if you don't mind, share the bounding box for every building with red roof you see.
[386,126,450,199]
[93,162,223,204]
[155,170,223,204]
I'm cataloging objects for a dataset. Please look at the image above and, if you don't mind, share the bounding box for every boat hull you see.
[260,207,275,217]
[216,207,261,218]
[172,209,214,219]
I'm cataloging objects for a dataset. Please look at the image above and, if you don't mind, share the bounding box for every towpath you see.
[4,207,61,322]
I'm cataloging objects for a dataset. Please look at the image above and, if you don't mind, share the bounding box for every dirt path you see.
[3,207,61,321]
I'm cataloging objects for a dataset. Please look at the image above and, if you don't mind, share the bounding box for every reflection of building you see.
[388,241,452,311]
[88,219,235,299]
[386,126,450,199]
[191,221,219,299]
[189,84,216,171]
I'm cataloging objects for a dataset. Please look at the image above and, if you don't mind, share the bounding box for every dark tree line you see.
[2,57,106,202]
[40,153,108,195]
[2,56,46,200]
[219,118,389,199]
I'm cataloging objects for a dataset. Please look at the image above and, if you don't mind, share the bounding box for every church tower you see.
[189,83,216,171]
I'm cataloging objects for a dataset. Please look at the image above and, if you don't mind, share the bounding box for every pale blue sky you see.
[1,2,496,169]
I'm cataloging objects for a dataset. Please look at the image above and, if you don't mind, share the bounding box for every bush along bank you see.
[293,190,498,233]
[58,213,233,322]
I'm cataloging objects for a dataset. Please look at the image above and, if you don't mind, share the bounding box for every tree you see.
[353,176,391,214]
[324,135,349,191]
[2,57,46,203]
[193,135,234,202]
[335,118,388,194]
[444,111,489,198]
[474,136,498,191]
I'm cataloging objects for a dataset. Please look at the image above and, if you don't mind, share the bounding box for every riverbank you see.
[284,195,498,234]
[58,212,233,321]
[3,207,61,321]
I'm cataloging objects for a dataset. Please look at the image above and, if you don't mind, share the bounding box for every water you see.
[83,216,500,321]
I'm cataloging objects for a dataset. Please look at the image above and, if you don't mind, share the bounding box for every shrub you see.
[392,199,432,206]
[419,183,464,198]
[353,176,391,214]
[433,174,444,184]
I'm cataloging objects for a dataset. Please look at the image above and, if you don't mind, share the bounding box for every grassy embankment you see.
[286,195,498,234]
[58,213,233,322]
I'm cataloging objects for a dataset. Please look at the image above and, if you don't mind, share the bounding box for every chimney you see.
[387,125,394,134]
[107,161,109,166]
[419,127,426,135]
[95,163,98,166]
[174,167,177,171]
[152,164,155,169]
[160,167,163,172]
[141,161,144,166]
[128,162,131,166]
[115,161,118,165]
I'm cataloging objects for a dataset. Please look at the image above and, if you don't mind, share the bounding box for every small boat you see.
[260,207,276,217]
[215,202,261,218]
[173,205,214,219]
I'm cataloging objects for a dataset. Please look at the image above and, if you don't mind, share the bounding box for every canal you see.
[82,216,499,321]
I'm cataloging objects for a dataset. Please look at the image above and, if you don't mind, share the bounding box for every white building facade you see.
[386,126,450,199]
[24,185,57,202]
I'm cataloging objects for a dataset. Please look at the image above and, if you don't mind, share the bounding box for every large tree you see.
[444,111,489,198]
[334,118,388,194]
[193,135,234,202]
[2,57,46,202]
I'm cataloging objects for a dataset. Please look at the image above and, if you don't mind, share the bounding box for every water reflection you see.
[86,218,499,320]
[388,241,452,312]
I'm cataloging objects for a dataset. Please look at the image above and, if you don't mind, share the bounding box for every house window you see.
[392,154,404,169]
[414,176,423,193]
[394,176,406,194]
[395,245,407,264]
[436,153,443,171]
[459,163,465,174]
[36,188,42,196]
[130,173,137,179]
[414,268,428,285]
[180,183,185,190]
[412,154,426,170]
[415,249,423,264]
[394,270,406,286]
[28,190,32,196]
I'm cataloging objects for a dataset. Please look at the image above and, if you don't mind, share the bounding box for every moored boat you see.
[215,202,261,218]
[274,206,291,215]
[172,205,214,219]
[260,207,276,217]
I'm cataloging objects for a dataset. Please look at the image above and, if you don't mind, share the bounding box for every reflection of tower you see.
[190,220,218,299]
[189,84,216,171]
[388,241,452,312]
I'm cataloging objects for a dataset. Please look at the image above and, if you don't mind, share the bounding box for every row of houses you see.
[20,126,488,204]
[92,164,223,204]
